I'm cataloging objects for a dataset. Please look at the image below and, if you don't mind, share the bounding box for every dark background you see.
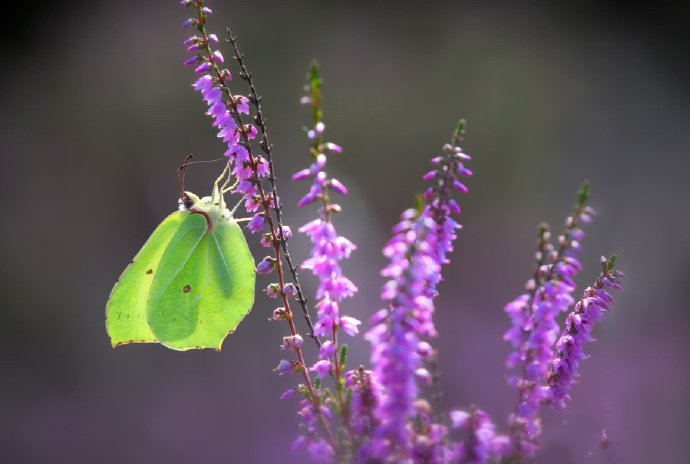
[1,1,689,463]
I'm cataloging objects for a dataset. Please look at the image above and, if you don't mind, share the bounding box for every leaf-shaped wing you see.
[105,211,188,347]
[147,216,255,350]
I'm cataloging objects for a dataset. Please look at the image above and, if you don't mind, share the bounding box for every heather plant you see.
[106,1,624,463]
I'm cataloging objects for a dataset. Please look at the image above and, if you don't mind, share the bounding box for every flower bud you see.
[260,233,274,248]
[256,256,276,275]
[272,307,287,320]
[328,178,348,195]
[325,142,343,153]
[281,335,304,351]
[282,283,297,298]
[274,359,295,375]
[266,283,281,298]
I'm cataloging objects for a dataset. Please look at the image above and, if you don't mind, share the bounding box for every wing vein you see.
[211,231,235,286]
[152,222,206,300]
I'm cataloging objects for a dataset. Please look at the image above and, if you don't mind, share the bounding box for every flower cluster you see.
[544,256,623,408]
[450,408,510,463]
[365,123,471,461]
[172,5,626,463]
[288,62,363,460]
[181,0,272,230]
[294,63,359,342]
[502,185,594,456]
[181,3,340,458]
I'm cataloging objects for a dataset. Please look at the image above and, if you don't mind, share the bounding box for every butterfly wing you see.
[202,219,256,347]
[105,210,188,347]
[147,215,255,350]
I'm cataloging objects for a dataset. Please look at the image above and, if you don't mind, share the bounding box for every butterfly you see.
[106,156,255,351]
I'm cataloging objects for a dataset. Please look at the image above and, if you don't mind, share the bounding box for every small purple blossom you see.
[275,359,295,376]
[278,225,292,240]
[247,214,266,234]
[310,359,332,379]
[450,408,511,464]
[340,315,361,336]
[328,178,348,195]
[283,283,297,298]
[272,307,287,321]
[319,340,335,360]
[266,283,281,298]
[281,335,304,351]
[256,256,275,275]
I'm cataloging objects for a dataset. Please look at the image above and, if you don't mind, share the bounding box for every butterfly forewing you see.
[105,211,188,347]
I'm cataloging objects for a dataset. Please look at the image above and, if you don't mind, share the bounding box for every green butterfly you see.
[106,158,256,351]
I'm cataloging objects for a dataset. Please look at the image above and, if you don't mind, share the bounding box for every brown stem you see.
[226,30,321,349]
[189,1,337,454]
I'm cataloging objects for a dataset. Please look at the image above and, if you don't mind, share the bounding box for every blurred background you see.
[1,0,689,462]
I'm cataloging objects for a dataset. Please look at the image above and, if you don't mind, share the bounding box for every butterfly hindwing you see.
[146,213,256,351]
[203,219,256,344]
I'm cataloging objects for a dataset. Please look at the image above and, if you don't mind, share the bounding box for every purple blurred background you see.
[1,1,689,462]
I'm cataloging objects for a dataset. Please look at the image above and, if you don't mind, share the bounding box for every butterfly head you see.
[179,191,200,211]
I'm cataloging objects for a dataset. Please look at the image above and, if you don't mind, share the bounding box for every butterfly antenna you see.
[177,154,194,202]
[185,157,226,165]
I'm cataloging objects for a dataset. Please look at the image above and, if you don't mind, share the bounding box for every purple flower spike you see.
[181,2,273,220]
[367,121,471,460]
[293,61,363,458]
[544,256,623,408]
[503,182,595,456]
[170,12,626,460]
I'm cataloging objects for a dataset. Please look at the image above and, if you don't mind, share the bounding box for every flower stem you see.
[189,0,336,452]
[225,30,321,350]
